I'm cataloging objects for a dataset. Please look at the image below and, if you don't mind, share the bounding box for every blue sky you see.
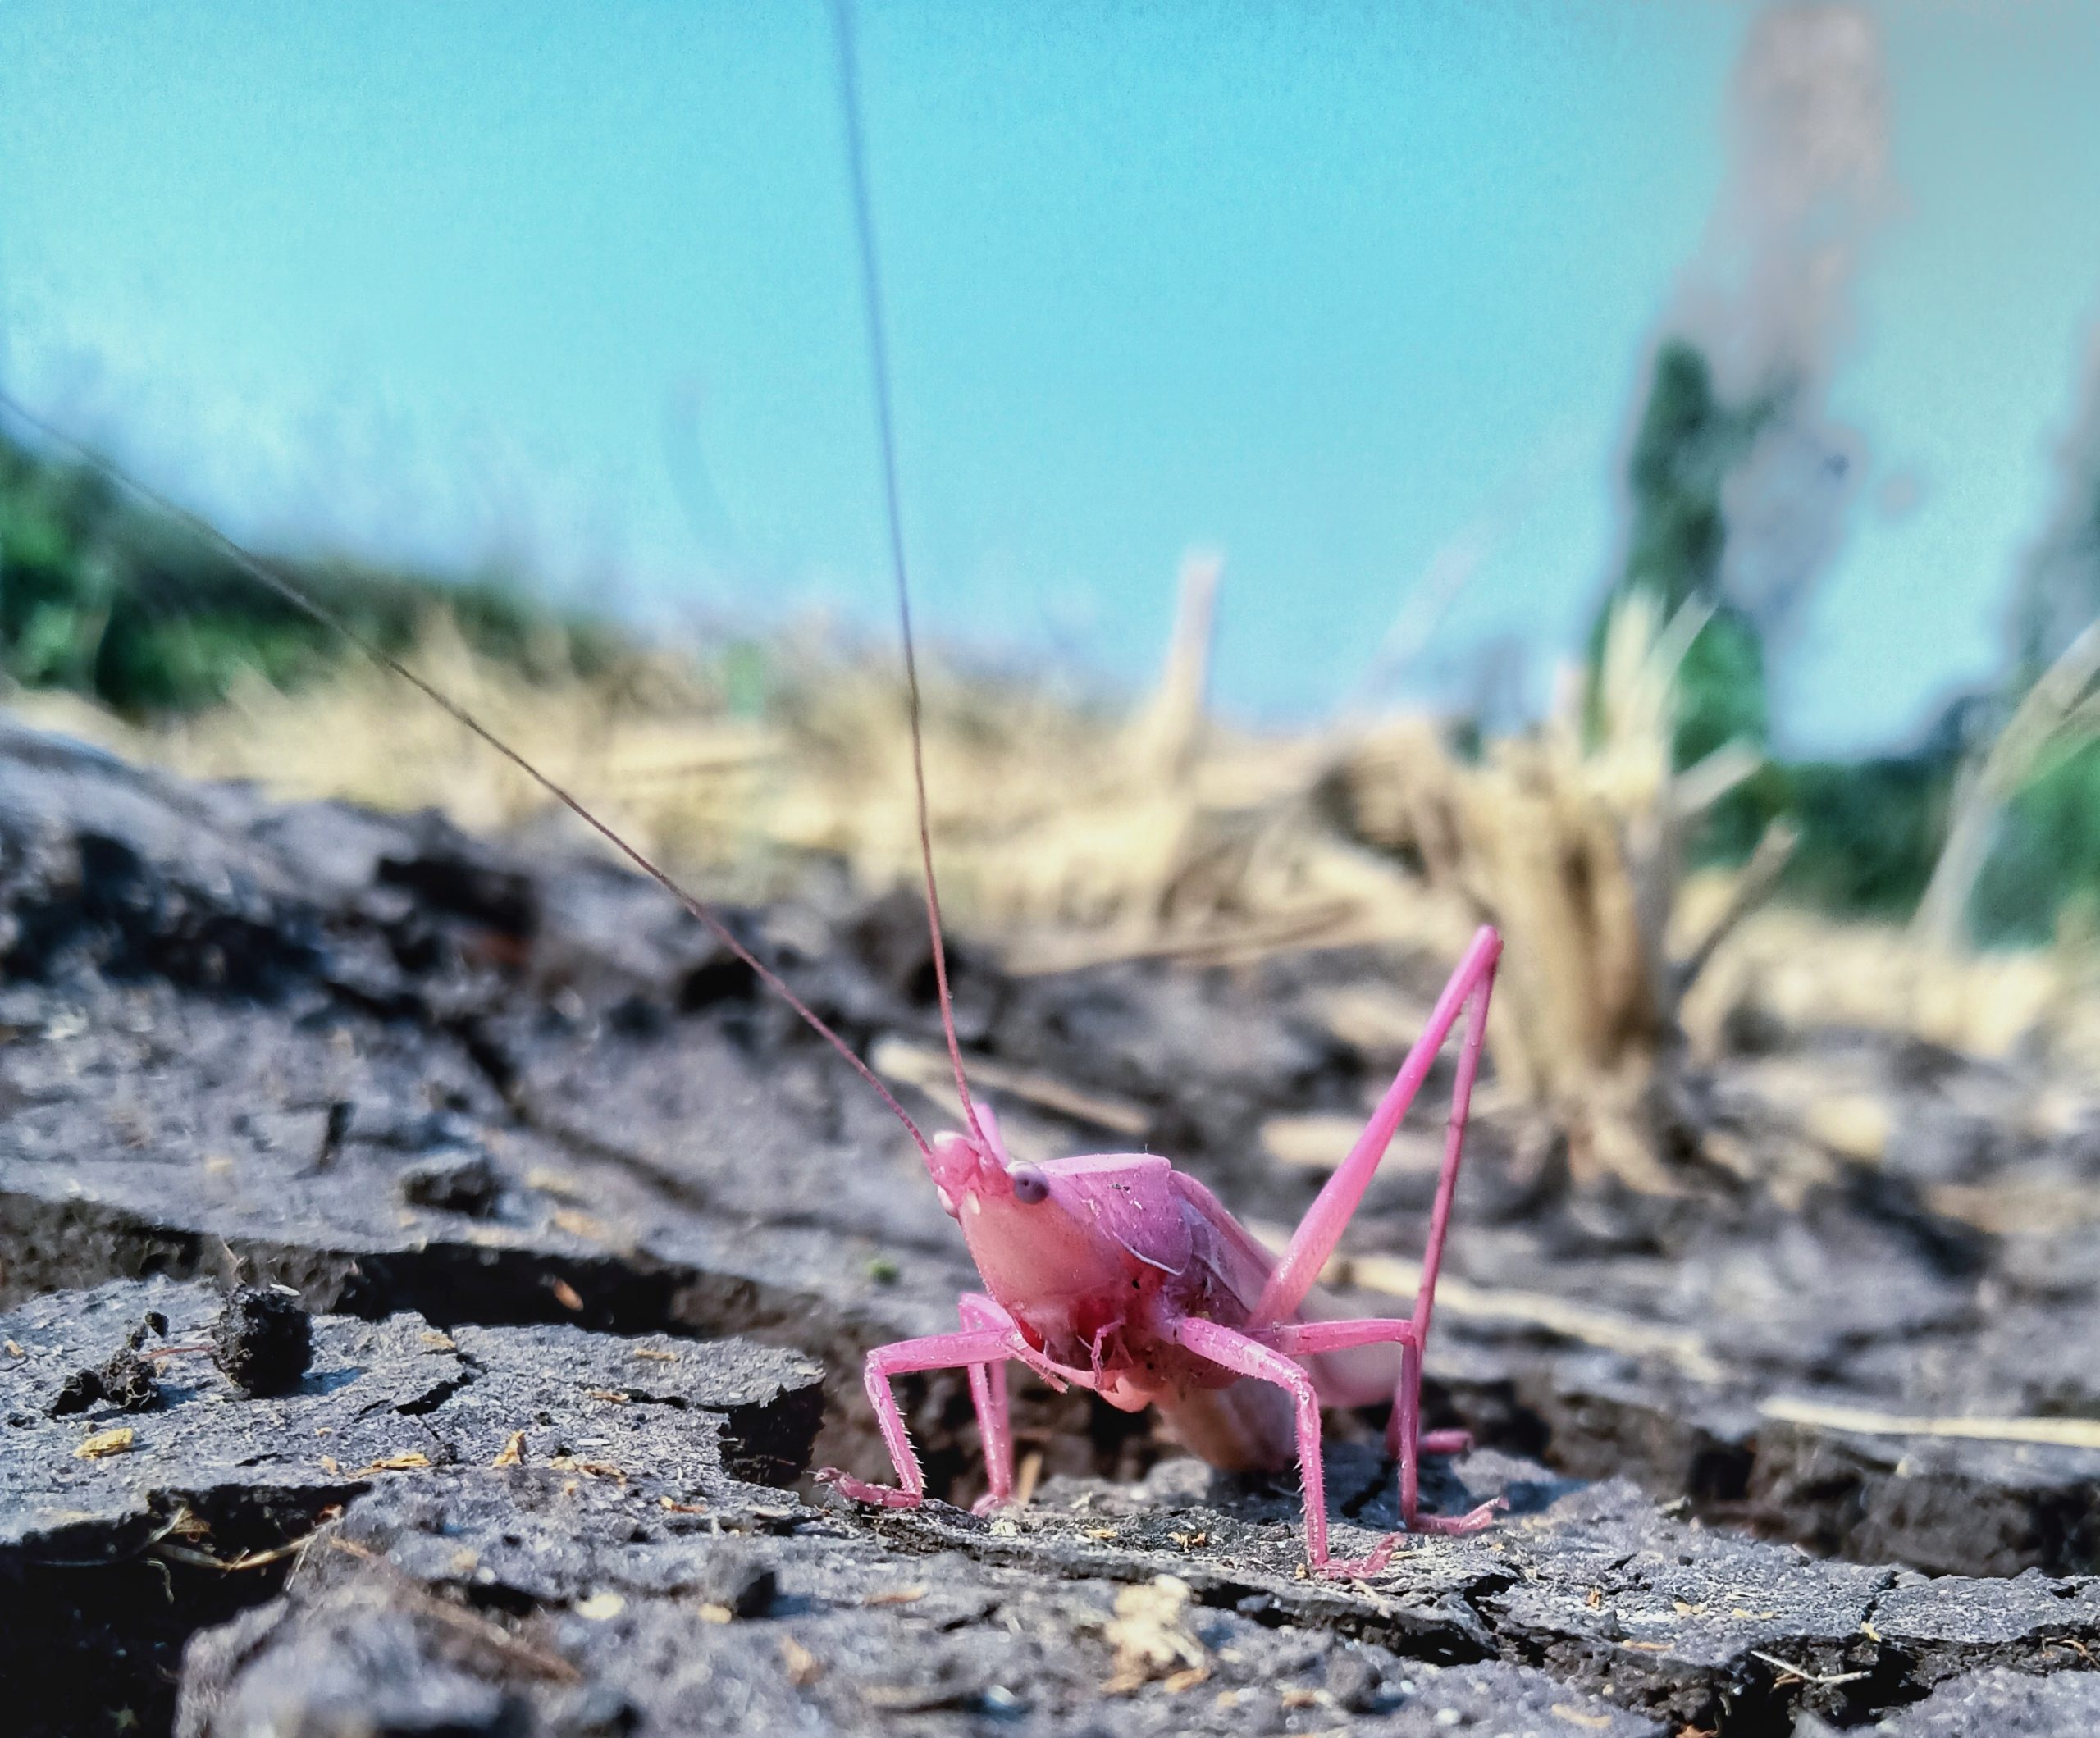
[2,2,2098,753]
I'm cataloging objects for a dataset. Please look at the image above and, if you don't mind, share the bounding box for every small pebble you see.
[212,1285,313,1397]
[1326,1648,1381,1713]
[46,1317,166,1416]
[399,1147,502,1217]
[696,1547,778,1619]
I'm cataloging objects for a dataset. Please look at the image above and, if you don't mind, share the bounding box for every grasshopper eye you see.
[1009,1166,1049,1205]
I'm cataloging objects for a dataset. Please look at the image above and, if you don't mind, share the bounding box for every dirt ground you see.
[3,714,2098,1736]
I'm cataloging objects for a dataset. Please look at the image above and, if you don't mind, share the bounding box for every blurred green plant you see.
[13,378,2100,953]
[1971,743,2100,946]
[1947,354,2100,949]
[1914,618,2100,949]
[1592,340,1775,773]
[1582,341,2055,939]
[0,431,622,715]
[1770,755,1952,921]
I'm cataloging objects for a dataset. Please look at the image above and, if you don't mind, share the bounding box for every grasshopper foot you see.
[1420,1428,1473,1455]
[816,1467,924,1510]
[1408,1495,1506,1536]
[1319,1534,1406,1579]
[1323,1493,1506,1574]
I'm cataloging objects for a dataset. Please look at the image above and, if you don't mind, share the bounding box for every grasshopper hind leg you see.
[1390,1339,1500,1535]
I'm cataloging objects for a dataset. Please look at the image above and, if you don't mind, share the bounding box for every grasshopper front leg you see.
[957,1291,1020,1512]
[820,1294,1042,1511]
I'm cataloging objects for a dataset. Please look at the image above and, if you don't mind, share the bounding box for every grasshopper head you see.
[933,1105,1197,1353]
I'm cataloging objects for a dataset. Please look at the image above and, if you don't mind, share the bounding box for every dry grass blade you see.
[1916,613,2100,951]
[1126,549,1221,785]
[1747,1649,1871,1689]
[1760,1397,2100,1451]
[870,1037,1149,1138]
[1324,590,1780,1190]
[1261,1115,1443,1175]
[320,1536,582,1682]
[153,1530,330,1573]
[1923,1180,2100,1234]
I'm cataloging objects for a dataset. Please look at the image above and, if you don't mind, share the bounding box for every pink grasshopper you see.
[819,925,1504,1577]
[0,0,1509,1582]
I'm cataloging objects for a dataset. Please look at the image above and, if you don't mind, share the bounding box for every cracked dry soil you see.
[2,717,2098,1736]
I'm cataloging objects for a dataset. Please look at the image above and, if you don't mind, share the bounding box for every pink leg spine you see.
[1390,946,1501,1535]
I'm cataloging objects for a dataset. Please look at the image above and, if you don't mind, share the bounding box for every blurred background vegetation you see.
[7,4,2100,1195]
[10,308,2098,953]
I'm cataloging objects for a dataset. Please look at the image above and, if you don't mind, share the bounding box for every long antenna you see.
[828,0,986,1150]
[0,388,936,1161]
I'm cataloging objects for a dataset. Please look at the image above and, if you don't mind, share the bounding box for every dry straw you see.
[17,566,2100,1184]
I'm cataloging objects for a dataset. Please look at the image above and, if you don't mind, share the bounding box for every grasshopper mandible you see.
[0,0,1508,1580]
